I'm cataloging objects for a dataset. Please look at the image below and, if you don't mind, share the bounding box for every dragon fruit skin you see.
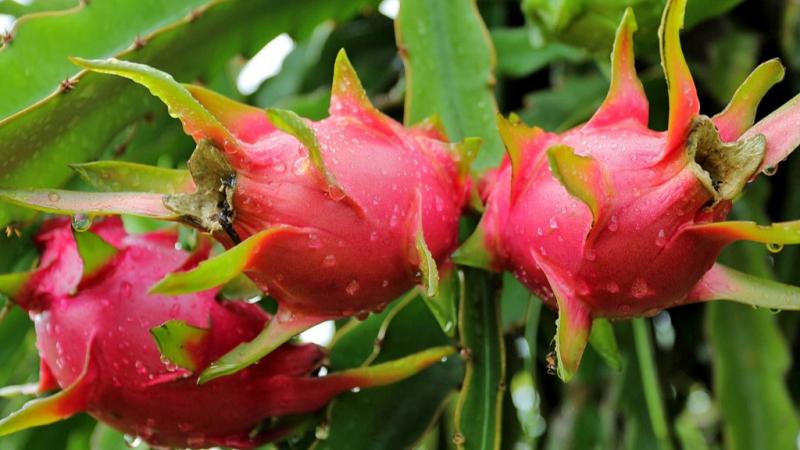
[227,96,466,319]
[0,50,473,381]
[0,218,454,449]
[459,0,800,380]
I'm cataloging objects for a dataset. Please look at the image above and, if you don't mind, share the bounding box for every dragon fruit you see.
[457,0,800,380]
[0,217,454,448]
[0,50,474,382]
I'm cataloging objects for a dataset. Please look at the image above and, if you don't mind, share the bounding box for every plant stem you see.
[632,318,673,450]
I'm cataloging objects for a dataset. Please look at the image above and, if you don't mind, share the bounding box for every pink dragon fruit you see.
[0,50,474,381]
[457,0,800,380]
[0,217,453,448]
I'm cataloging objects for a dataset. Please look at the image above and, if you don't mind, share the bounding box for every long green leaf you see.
[396,0,503,171]
[454,269,505,450]
[0,0,210,118]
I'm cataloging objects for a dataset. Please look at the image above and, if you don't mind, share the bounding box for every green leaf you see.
[73,231,117,280]
[632,318,674,450]
[454,268,505,449]
[0,0,210,119]
[414,216,440,299]
[521,0,743,56]
[588,318,621,372]
[491,27,586,78]
[149,320,209,372]
[707,304,800,449]
[396,0,503,171]
[0,0,381,228]
[149,227,292,296]
[422,269,456,337]
[517,75,608,132]
[70,161,192,194]
[313,296,462,450]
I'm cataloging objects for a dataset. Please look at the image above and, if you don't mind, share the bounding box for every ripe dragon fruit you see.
[0,50,474,382]
[456,0,800,380]
[0,217,453,449]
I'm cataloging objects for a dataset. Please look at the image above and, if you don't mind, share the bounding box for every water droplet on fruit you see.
[323,254,336,267]
[584,249,596,261]
[631,278,649,299]
[47,191,60,202]
[293,156,310,175]
[381,279,389,288]
[307,234,322,249]
[536,227,543,236]
[608,215,619,232]
[762,165,777,176]
[655,229,667,247]
[767,242,784,253]
[435,195,444,212]
[327,185,346,201]
[345,280,360,296]
[370,231,379,242]
[273,162,286,173]
[548,217,558,229]
[606,282,620,293]
[71,213,92,232]
[123,434,142,448]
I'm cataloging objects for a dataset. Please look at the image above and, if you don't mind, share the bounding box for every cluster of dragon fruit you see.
[2,0,800,447]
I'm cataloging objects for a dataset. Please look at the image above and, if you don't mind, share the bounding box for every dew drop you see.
[120,282,132,297]
[767,242,784,253]
[327,185,346,201]
[762,166,778,176]
[608,215,619,232]
[123,434,142,448]
[323,254,336,267]
[369,231,379,242]
[606,282,620,293]
[548,217,558,230]
[273,162,286,173]
[315,423,330,440]
[631,278,649,299]
[293,156,310,175]
[307,234,322,249]
[655,229,667,247]
[47,191,60,202]
[71,213,92,232]
[452,433,466,445]
[345,280,360,296]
